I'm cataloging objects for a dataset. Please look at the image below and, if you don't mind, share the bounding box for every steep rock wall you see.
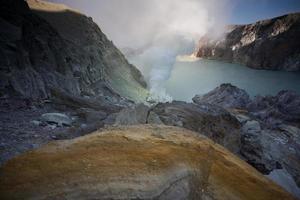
[0,0,148,102]
[195,13,300,71]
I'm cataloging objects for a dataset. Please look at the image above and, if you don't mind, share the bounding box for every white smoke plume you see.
[49,0,231,102]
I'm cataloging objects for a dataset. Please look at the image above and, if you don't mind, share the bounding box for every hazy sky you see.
[48,0,300,24]
[231,0,300,24]
[47,0,300,47]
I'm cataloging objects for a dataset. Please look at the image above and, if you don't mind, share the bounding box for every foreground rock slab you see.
[0,125,294,200]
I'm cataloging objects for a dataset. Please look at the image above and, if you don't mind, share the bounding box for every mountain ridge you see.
[195,12,300,71]
[0,0,148,102]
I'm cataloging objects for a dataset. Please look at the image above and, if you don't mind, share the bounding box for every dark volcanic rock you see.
[193,84,300,195]
[247,90,300,127]
[114,104,150,125]
[195,13,300,71]
[50,88,125,113]
[193,83,251,109]
[40,112,72,126]
[0,0,148,102]
[240,118,300,195]
[75,108,107,124]
[0,97,74,165]
[0,0,148,166]
[151,101,241,154]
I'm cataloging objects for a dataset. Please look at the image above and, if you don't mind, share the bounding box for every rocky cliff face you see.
[0,125,295,200]
[195,13,300,71]
[0,0,148,166]
[0,0,148,102]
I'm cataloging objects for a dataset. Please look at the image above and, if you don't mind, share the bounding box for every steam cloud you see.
[50,0,231,102]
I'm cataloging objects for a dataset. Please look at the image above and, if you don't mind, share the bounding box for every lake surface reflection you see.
[165,59,300,102]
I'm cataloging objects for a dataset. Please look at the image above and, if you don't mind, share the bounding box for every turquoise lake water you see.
[165,59,300,102]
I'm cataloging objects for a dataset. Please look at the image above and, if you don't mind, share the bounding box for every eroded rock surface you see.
[247,90,300,126]
[114,103,150,125]
[0,125,295,200]
[0,0,148,102]
[150,101,241,154]
[193,84,300,197]
[239,116,300,198]
[193,83,251,109]
[0,0,148,165]
[40,113,72,126]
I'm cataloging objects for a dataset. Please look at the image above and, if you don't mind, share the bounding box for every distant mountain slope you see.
[0,0,148,102]
[195,13,300,71]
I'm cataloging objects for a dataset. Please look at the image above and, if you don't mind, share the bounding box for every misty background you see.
[48,0,300,101]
